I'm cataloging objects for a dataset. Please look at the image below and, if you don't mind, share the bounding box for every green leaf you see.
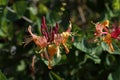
[49,71,62,80]
[108,73,113,80]
[17,60,26,71]
[13,1,27,17]
[38,3,49,14]
[108,66,120,80]
[0,0,8,5]
[6,10,19,21]
[101,42,120,54]
[0,29,6,37]
[73,38,101,63]
[0,0,8,15]
[112,43,120,55]
[43,53,62,67]
[0,71,7,80]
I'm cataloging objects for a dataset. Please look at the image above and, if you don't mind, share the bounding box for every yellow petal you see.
[102,20,109,27]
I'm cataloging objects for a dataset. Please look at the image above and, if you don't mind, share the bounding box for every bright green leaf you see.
[0,71,7,80]
[17,60,26,71]
[0,0,8,5]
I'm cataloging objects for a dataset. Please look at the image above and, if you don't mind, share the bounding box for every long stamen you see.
[31,56,36,74]
[62,43,69,54]
[43,48,52,69]
[108,43,114,52]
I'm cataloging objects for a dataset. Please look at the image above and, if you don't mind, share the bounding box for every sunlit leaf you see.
[17,60,26,71]
[0,71,7,80]
[0,0,8,5]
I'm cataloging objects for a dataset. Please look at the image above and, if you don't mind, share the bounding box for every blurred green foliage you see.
[0,71,7,80]
[0,0,120,80]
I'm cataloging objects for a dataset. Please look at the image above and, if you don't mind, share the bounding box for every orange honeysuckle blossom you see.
[94,20,109,37]
[24,16,72,69]
[28,26,48,49]
[91,20,109,42]
[54,21,72,54]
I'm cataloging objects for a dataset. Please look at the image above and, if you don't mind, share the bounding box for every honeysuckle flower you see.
[92,20,109,42]
[54,21,72,54]
[94,20,109,37]
[101,20,109,30]
[103,33,114,52]
[24,16,72,69]
[28,26,48,49]
[110,22,120,40]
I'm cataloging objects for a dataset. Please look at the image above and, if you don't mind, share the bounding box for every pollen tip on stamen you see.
[91,21,96,25]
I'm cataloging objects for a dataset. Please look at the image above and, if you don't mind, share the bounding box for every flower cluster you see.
[24,16,72,69]
[93,20,120,52]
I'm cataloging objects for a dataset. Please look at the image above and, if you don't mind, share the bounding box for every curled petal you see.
[66,21,72,32]
[28,26,48,48]
[28,25,38,40]
[61,32,70,43]
[102,20,109,27]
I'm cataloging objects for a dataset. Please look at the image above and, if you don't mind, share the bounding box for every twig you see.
[6,6,33,23]
[78,6,86,23]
